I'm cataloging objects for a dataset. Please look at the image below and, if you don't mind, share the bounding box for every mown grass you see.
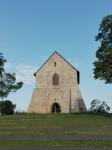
[0,113,112,147]
[0,113,112,128]
[0,129,112,136]
[0,140,112,147]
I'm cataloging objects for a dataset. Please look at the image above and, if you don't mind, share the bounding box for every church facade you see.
[28,51,86,113]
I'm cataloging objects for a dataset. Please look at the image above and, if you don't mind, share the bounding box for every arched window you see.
[54,62,56,67]
[53,73,59,85]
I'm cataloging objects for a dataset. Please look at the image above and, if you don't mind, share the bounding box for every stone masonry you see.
[28,51,86,113]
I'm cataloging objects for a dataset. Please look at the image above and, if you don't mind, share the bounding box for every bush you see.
[89,99,110,113]
[0,100,16,115]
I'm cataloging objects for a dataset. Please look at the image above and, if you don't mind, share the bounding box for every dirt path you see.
[0,134,112,140]
[0,147,112,150]
[0,127,112,132]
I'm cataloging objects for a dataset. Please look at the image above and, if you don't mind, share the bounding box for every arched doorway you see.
[52,103,61,113]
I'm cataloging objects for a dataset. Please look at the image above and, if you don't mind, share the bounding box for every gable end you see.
[34,51,80,84]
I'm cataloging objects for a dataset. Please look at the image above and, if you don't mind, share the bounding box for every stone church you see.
[28,51,86,113]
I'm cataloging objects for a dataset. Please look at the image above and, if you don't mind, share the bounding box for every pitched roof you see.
[34,51,80,84]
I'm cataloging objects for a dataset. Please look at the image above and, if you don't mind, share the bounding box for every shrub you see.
[89,99,110,113]
[0,100,16,115]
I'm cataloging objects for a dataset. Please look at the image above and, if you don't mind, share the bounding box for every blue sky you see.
[0,0,112,112]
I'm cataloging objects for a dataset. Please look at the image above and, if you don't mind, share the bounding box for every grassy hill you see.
[0,113,112,147]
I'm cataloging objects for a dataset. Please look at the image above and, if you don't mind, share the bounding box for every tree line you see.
[0,53,23,115]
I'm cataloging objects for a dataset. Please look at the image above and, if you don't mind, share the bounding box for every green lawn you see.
[0,113,112,147]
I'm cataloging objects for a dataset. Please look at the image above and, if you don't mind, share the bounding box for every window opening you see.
[53,73,59,85]
[54,62,56,67]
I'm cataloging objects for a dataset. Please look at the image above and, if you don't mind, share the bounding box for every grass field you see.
[0,113,112,147]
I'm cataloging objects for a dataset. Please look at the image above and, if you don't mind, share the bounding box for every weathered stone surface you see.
[28,51,86,113]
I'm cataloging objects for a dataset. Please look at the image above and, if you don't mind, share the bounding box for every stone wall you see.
[28,52,86,113]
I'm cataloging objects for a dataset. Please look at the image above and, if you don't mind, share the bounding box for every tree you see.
[90,99,110,113]
[93,15,112,84]
[0,53,23,99]
[0,100,16,115]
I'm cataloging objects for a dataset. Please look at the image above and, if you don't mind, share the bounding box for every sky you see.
[0,0,112,112]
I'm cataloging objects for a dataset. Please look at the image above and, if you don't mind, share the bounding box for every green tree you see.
[0,100,16,115]
[93,15,112,84]
[90,99,110,113]
[0,53,23,99]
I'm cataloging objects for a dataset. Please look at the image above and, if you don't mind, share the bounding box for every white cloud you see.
[5,62,13,69]
[16,64,37,85]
